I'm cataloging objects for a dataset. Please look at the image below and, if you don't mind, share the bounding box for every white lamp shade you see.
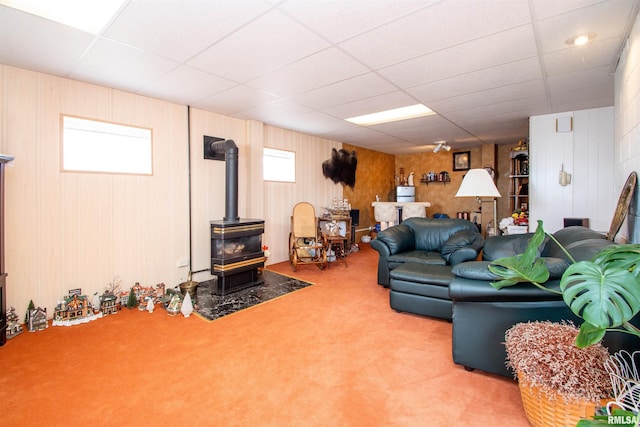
[455,169,501,198]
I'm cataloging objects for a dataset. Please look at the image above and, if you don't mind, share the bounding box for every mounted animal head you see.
[322,148,357,188]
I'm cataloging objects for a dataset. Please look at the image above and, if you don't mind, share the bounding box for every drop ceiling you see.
[0,0,637,154]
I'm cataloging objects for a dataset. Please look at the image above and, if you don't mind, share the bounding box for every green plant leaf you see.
[575,321,607,348]
[489,221,550,289]
[593,244,640,279]
[560,261,640,329]
[489,257,550,289]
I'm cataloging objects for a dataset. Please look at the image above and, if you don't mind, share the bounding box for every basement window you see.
[62,115,153,175]
[263,148,295,182]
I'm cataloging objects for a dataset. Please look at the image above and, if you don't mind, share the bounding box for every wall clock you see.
[483,165,496,181]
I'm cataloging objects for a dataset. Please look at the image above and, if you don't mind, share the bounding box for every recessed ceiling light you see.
[0,0,127,34]
[346,104,435,126]
[566,33,597,46]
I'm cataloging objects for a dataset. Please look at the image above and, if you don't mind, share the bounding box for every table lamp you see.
[455,168,502,236]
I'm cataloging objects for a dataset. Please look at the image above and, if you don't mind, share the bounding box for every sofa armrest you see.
[370,238,391,286]
[441,229,484,265]
[482,233,540,261]
[370,224,415,287]
[374,224,415,255]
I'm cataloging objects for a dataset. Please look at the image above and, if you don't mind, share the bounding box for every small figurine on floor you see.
[146,297,154,313]
[181,292,193,318]
[166,293,182,316]
[6,306,23,339]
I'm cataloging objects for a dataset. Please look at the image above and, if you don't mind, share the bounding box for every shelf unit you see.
[509,150,529,214]
[419,178,451,185]
[419,171,451,185]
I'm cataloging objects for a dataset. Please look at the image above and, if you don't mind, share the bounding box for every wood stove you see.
[204,136,265,295]
[210,219,265,295]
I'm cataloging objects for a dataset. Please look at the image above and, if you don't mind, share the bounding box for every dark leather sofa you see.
[370,217,484,319]
[449,226,640,377]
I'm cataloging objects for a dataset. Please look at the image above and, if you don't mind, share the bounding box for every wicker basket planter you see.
[506,322,612,427]
[518,372,604,427]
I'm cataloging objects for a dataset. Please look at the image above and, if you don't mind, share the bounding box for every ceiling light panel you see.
[346,104,435,126]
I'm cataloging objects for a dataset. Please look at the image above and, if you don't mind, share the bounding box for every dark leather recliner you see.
[370,217,484,319]
[370,217,484,287]
[449,226,640,377]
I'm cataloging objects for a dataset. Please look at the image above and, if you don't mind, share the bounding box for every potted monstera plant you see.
[488,220,640,427]
[489,220,640,347]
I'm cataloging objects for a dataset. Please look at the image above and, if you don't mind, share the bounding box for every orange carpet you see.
[0,243,529,426]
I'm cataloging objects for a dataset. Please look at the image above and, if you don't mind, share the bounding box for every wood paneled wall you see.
[0,65,353,318]
[262,126,342,264]
[0,65,190,319]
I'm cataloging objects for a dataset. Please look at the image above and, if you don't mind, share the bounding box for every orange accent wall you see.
[342,143,519,239]
[342,144,394,238]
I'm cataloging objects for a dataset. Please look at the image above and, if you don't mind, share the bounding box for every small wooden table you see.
[326,234,348,268]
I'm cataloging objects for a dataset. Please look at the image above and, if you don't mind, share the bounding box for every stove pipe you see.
[204,137,239,222]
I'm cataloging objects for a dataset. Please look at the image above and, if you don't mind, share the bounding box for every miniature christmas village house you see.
[54,294,92,321]
[100,292,118,315]
[52,292,102,326]
[28,307,47,332]
[6,306,23,339]
[118,282,166,307]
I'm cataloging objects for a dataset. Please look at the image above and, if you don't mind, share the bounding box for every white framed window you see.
[62,115,153,175]
[263,147,295,182]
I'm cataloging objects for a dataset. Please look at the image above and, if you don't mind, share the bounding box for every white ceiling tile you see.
[546,66,613,93]
[267,111,354,135]
[187,9,330,83]
[103,0,272,62]
[529,0,604,20]
[137,65,237,105]
[338,0,532,69]
[443,98,542,121]
[0,5,95,76]
[378,24,538,89]
[190,85,280,116]
[549,84,613,112]
[462,118,530,134]
[233,98,312,124]
[246,47,370,97]
[70,38,179,93]
[427,80,547,113]
[407,57,544,103]
[290,72,397,110]
[383,123,474,146]
[279,0,435,43]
